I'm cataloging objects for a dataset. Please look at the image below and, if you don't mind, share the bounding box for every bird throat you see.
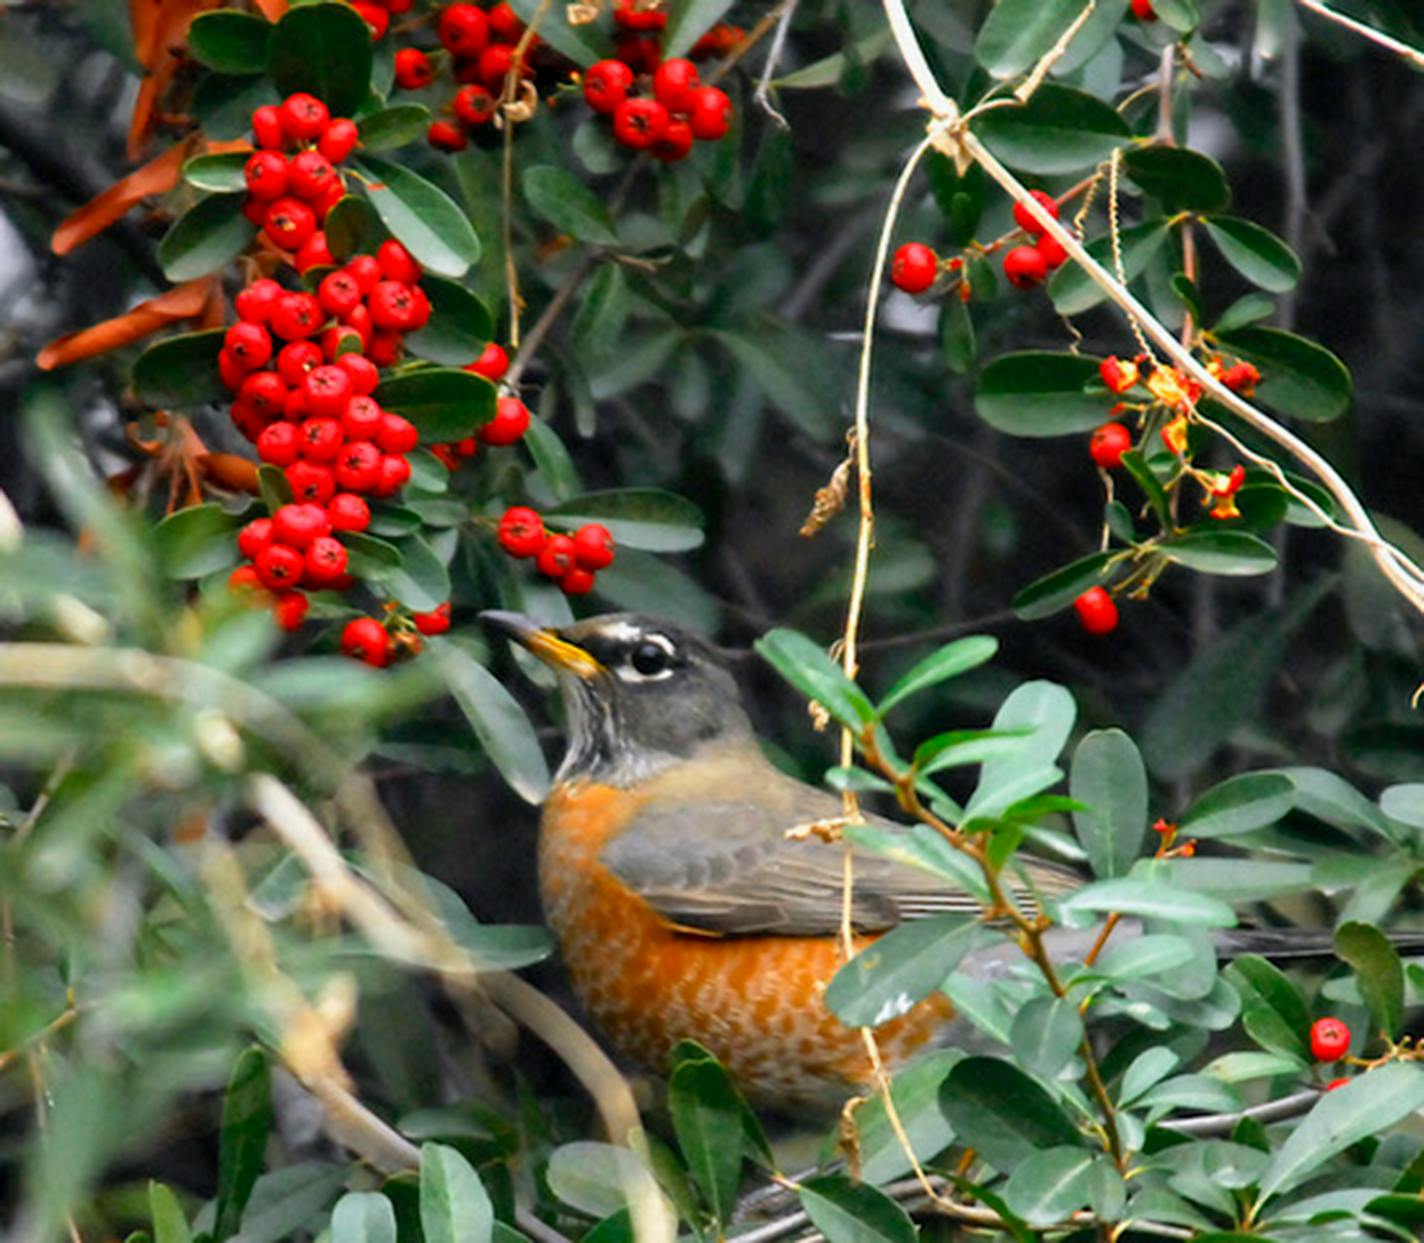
[555,676,679,788]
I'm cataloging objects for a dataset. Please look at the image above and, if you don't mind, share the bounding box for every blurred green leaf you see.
[755,629,874,729]
[1224,956,1309,1060]
[267,2,372,116]
[1180,772,1296,838]
[155,503,242,579]
[667,1057,744,1226]
[523,165,619,246]
[157,194,254,282]
[546,1143,668,1221]
[1010,996,1084,1080]
[976,0,1093,78]
[133,330,227,408]
[1058,877,1236,925]
[420,1142,493,1243]
[214,1046,272,1241]
[925,155,984,247]
[1124,146,1231,213]
[542,488,705,553]
[856,1051,960,1184]
[357,155,482,278]
[663,0,736,58]
[508,0,610,64]
[405,277,494,366]
[571,263,631,363]
[330,1191,397,1243]
[183,152,249,193]
[798,1176,917,1243]
[188,10,271,74]
[149,1182,193,1243]
[1335,921,1403,1038]
[1047,221,1171,315]
[1213,326,1351,421]
[1001,1147,1096,1228]
[359,104,432,152]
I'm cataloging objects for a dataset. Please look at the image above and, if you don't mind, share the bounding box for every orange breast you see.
[539,781,953,1109]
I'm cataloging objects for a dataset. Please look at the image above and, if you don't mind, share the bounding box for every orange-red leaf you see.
[252,0,288,19]
[53,139,192,256]
[199,452,260,493]
[36,277,216,371]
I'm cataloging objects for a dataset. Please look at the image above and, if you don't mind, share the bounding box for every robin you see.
[481,610,1422,1109]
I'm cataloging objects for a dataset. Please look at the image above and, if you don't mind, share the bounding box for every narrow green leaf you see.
[913,728,1032,776]
[825,915,980,1027]
[878,636,998,715]
[419,1142,493,1243]
[667,1058,743,1225]
[939,1057,1083,1170]
[523,164,618,246]
[523,417,582,502]
[1224,956,1310,1060]
[357,154,481,278]
[155,503,242,579]
[925,155,984,247]
[755,629,874,729]
[330,1191,397,1243]
[939,297,976,373]
[1057,878,1236,926]
[1161,529,1278,576]
[404,276,494,366]
[1335,921,1404,1038]
[133,329,227,408]
[188,10,272,74]
[267,2,372,117]
[375,367,495,441]
[507,0,611,65]
[1203,216,1301,293]
[149,1183,193,1243]
[1180,772,1295,838]
[976,0,1093,78]
[798,1176,917,1243]
[570,263,631,362]
[157,194,255,282]
[1047,220,1171,315]
[663,0,736,59]
[214,1046,272,1241]
[1012,551,1114,621]
[359,104,432,152]
[542,488,705,553]
[1070,728,1147,878]
[975,352,1105,437]
[857,1051,961,1184]
[182,152,250,193]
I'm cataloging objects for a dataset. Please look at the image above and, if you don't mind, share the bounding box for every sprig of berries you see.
[497,506,615,596]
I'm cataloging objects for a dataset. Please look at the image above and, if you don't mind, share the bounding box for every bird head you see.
[480,611,754,786]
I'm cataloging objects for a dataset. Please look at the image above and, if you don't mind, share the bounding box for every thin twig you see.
[752,0,798,128]
[1294,0,1424,69]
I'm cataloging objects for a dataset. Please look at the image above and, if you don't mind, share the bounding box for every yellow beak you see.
[479,610,604,680]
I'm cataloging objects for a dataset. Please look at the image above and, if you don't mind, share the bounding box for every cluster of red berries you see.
[496,506,615,595]
[392,3,537,152]
[339,604,451,668]
[243,94,358,261]
[581,3,733,161]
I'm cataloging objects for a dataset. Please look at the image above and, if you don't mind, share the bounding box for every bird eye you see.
[631,641,670,676]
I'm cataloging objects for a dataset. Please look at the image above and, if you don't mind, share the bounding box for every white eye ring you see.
[618,633,676,682]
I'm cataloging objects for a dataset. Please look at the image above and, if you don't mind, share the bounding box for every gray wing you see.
[600,798,1083,937]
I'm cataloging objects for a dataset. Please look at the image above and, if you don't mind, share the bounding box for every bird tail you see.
[1215,928,1424,961]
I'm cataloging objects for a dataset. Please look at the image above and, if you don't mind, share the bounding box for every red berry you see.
[572,523,615,570]
[652,57,700,114]
[353,1,389,39]
[560,567,596,596]
[273,590,309,631]
[1037,232,1068,270]
[295,231,335,274]
[413,601,452,635]
[1073,587,1119,636]
[1003,244,1049,290]
[1310,1017,1351,1063]
[406,285,431,330]
[277,339,324,385]
[317,270,362,319]
[372,453,412,496]
[891,242,938,294]
[614,33,661,74]
[1326,1077,1350,1092]
[613,0,665,31]
[255,542,305,589]
[341,617,391,666]
[342,303,373,349]
[235,278,283,324]
[1089,422,1132,470]
[481,395,529,446]
[334,353,377,396]
[319,118,360,164]
[428,119,468,153]
[224,321,273,370]
[304,535,349,584]
[369,281,419,332]
[453,437,478,458]
[438,4,490,56]
[476,43,514,90]
[270,292,324,341]
[345,254,383,294]
[652,119,693,163]
[488,2,523,40]
[237,517,275,560]
[303,365,353,418]
[334,440,382,491]
[1130,0,1157,19]
[368,332,404,368]
[283,386,309,421]
[229,564,266,596]
[498,506,545,558]
[273,502,332,548]
[395,47,435,90]
[286,461,337,505]
[612,98,669,150]
[264,197,318,252]
[238,370,287,419]
[687,86,732,141]
[281,92,330,141]
[252,104,286,150]
[431,444,460,470]
[298,416,345,463]
[244,151,289,201]
[289,151,339,202]
[377,240,420,284]
[218,348,248,392]
[466,342,509,381]
[583,58,634,113]
[1012,189,1059,237]
[536,534,579,580]
[376,412,419,454]
[342,395,385,440]
[258,421,301,466]
[453,84,497,128]
[327,492,372,532]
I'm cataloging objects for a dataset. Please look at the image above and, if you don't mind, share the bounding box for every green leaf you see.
[1121,448,1171,525]
[825,915,980,1028]
[1123,145,1231,213]
[214,1046,272,1241]
[149,1183,193,1243]
[939,297,976,373]
[1012,551,1114,620]
[878,636,998,715]
[974,85,1130,174]
[1213,325,1352,422]
[157,194,255,282]
[571,263,631,363]
[507,0,611,65]
[1382,784,1424,830]
[357,155,482,279]
[925,155,984,247]
[1224,955,1309,1060]
[667,1058,743,1225]
[1161,529,1278,576]
[913,729,1032,776]
[1180,772,1295,838]
[975,0,1094,78]
[419,1142,493,1243]
[1203,215,1301,293]
[133,329,227,408]
[375,367,495,441]
[773,28,892,89]
[542,488,705,553]
[1259,1064,1424,1200]
[359,104,432,152]
[1092,934,1197,982]
[330,1191,397,1243]
[1335,921,1404,1038]
[1057,877,1236,926]
[975,351,1106,437]
[428,638,550,804]
[711,326,839,440]
[183,152,250,193]
[939,1057,1083,1170]
[404,276,494,366]
[857,1051,961,1184]
[1214,292,1276,333]
[970,681,1076,817]
[546,1143,669,1223]
[1009,996,1084,1080]
[522,164,619,246]
[1002,1148,1096,1228]
[1047,220,1171,315]
[267,2,372,117]
[1070,728,1147,878]
[797,1176,917,1243]
[663,0,736,58]
[1150,0,1199,31]
[188,10,272,74]
[755,629,874,729]
[155,503,242,579]
[324,194,381,261]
